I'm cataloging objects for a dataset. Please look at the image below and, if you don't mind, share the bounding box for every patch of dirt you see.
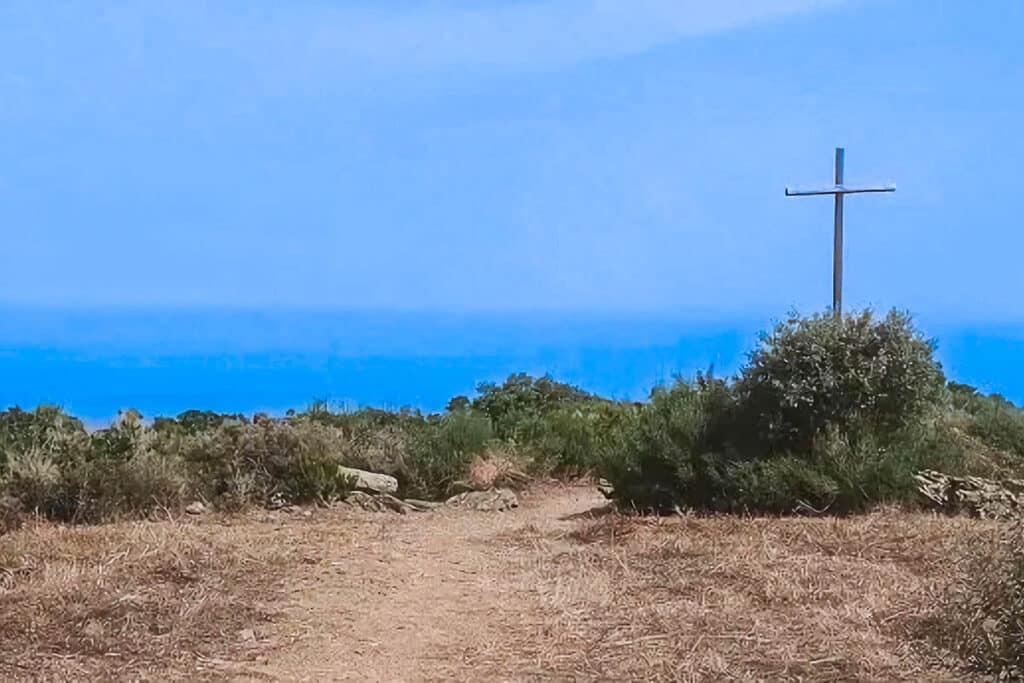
[0,487,995,681]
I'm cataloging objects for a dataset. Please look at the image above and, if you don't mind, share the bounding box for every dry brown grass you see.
[466,445,529,490]
[0,487,1001,682]
[0,493,22,535]
[0,510,346,681]
[467,504,998,682]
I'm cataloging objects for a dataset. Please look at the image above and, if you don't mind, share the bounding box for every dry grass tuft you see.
[467,446,529,491]
[0,513,319,681]
[920,519,1024,677]
[0,494,22,536]
[463,508,996,682]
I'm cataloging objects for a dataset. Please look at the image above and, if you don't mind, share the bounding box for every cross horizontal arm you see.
[785,184,896,197]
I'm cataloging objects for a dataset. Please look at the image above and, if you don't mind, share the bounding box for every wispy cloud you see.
[0,0,847,104]
[285,0,845,71]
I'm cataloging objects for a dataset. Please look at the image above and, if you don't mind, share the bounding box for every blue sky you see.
[3,1,1024,419]
[1,0,1021,319]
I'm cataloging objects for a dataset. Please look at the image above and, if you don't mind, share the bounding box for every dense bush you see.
[948,382,1024,459]
[0,406,88,469]
[172,415,358,508]
[472,373,596,441]
[596,309,1010,515]
[401,411,494,499]
[1,410,188,522]
[736,310,945,453]
[596,376,734,512]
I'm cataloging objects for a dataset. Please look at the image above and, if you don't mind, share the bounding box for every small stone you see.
[81,619,106,640]
[446,488,519,512]
[185,501,206,515]
[302,510,313,518]
[343,491,418,514]
[237,628,257,643]
[404,499,441,512]
[344,491,388,513]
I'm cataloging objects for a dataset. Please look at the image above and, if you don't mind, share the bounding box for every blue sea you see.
[1,309,1021,428]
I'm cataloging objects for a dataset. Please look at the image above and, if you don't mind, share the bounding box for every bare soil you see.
[0,484,990,681]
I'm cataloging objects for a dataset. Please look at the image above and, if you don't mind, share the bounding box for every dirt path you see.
[245,484,605,682]
[4,485,981,681]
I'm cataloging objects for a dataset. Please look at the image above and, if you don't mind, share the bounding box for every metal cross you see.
[785,147,895,316]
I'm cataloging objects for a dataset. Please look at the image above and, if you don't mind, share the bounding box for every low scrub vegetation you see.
[2,308,1022,524]
[597,310,1022,515]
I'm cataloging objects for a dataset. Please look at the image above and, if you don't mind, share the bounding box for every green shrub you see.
[0,406,88,468]
[472,374,595,440]
[344,424,413,477]
[402,412,493,499]
[4,448,68,515]
[595,310,975,515]
[281,454,354,504]
[1,406,95,520]
[177,417,356,508]
[792,425,962,513]
[114,448,188,514]
[736,309,945,453]
[2,409,190,522]
[597,376,736,513]
[949,383,1024,459]
[726,455,840,513]
[516,401,635,476]
[598,412,970,515]
[173,409,248,434]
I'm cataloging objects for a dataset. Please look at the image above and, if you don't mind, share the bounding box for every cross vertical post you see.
[833,147,844,315]
[785,148,895,318]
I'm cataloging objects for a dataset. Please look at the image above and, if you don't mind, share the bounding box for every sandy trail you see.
[4,483,976,681]
[244,484,604,682]
[191,483,978,682]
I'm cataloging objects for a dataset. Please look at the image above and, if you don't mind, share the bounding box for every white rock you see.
[338,466,399,495]
[185,501,206,515]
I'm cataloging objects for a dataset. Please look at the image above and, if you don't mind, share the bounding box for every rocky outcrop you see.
[915,469,1024,519]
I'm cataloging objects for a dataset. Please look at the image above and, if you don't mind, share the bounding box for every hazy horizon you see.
[2,308,1021,427]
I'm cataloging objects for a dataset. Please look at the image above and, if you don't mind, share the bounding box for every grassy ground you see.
[0,512,331,681]
[0,484,995,682]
